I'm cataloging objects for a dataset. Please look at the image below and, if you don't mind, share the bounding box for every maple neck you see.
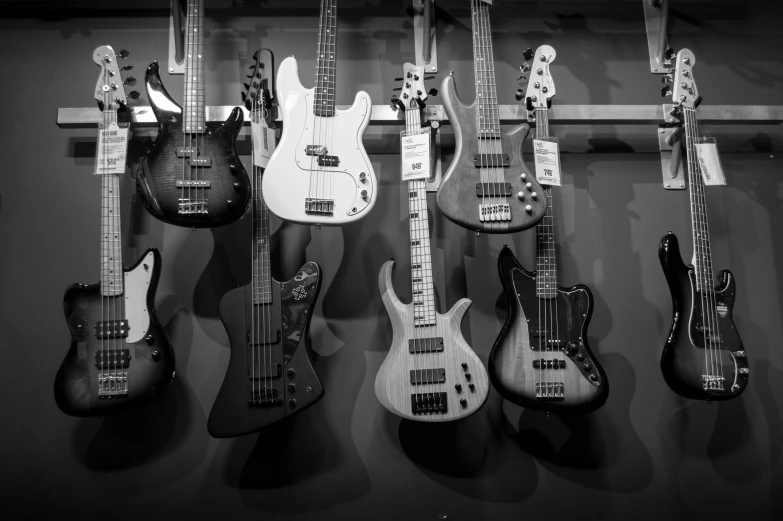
[533,107,557,298]
[683,106,714,293]
[471,0,500,139]
[184,0,205,133]
[314,0,338,117]
[100,109,123,296]
[404,107,436,327]
[252,165,272,304]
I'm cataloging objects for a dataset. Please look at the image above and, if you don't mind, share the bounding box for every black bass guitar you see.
[136,0,250,228]
[54,46,175,417]
[436,0,546,233]
[208,51,323,438]
[490,45,608,413]
[659,49,748,400]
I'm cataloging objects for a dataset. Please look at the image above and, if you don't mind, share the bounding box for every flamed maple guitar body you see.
[54,249,175,416]
[490,246,608,412]
[208,262,323,437]
[137,62,251,228]
[659,233,748,400]
[436,75,547,233]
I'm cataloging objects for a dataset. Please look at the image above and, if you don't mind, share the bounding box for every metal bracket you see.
[658,126,685,190]
[643,0,673,74]
[168,0,186,74]
[414,0,438,73]
[427,120,442,192]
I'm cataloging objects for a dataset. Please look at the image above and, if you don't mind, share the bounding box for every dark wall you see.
[1,1,783,519]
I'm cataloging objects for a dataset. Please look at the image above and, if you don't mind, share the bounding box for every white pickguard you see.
[123,250,155,343]
[262,56,377,225]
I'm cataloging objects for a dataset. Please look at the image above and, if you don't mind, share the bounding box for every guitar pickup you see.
[189,158,212,167]
[410,368,446,385]
[409,337,444,354]
[246,362,282,379]
[94,320,129,339]
[304,198,334,215]
[95,349,131,369]
[475,183,512,197]
[318,155,340,167]
[474,154,510,168]
[305,145,328,156]
[175,147,199,158]
[176,180,212,188]
[247,329,281,345]
[532,359,566,369]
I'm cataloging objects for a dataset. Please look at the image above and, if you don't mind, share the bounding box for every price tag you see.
[695,137,726,186]
[94,122,129,175]
[533,137,561,186]
[251,118,276,168]
[400,129,431,181]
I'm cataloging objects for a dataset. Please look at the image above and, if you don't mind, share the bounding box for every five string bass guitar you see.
[490,46,607,413]
[54,46,175,417]
[208,51,324,437]
[375,65,488,421]
[436,0,546,234]
[262,0,377,226]
[136,0,250,227]
[658,49,748,400]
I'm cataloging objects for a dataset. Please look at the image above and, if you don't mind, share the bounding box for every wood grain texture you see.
[136,62,251,228]
[374,261,488,422]
[489,246,608,413]
[54,249,175,417]
[436,74,547,233]
[659,233,748,400]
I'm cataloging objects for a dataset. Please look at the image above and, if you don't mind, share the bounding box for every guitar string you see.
[311,0,326,207]
[183,2,191,216]
[328,0,336,209]
[483,0,503,230]
[474,0,490,229]
[100,64,107,395]
[535,107,546,396]
[250,81,257,404]
[195,0,202,215]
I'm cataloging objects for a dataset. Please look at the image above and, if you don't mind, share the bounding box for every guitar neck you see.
[683,106,715,292]
[183,0,205,133]
[100,109,123,296]
[471,0,500,139]
[314,0,338,117]
[252,164,272,304]
[533,107,557,297]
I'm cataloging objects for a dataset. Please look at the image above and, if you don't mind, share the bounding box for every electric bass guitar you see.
[54,46,175,417]
[208,51,324,438]
[262,0,377,226]
[490,46,607,413]
[658,49,748,400]
[136,0,250,228]
[375,65,488,421]
[436,0,546,234]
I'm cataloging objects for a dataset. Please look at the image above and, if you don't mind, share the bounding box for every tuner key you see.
[681,82,688,89]
[128,91,140,100]
[515,89,524,101]
[661,84,672,97]
[120,65,133,71]
[661,75,673,83]
[523,48,534,61]
[118,49,129,59]
[123,77,136,86]
[428,88,439,96]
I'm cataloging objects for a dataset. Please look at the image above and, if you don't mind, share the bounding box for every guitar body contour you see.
[659,232,748,400]
[54,249,175,417]
[436,75,547,233]
[490,246,608,412]
[375,261,488,421]
[137,62,251,228]
[208,261,323,437]
[262,56,376,225]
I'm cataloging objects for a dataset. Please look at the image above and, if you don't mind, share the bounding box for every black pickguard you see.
[136,62,251,228]
[207,262,323,438]
[53,249,175,417]
[659,233,748,400]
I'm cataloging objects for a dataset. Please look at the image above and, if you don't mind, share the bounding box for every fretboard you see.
[183,0,205,133]
[100,109,123,296]
[472,0,501,139]
[252,165,272,304]
[404,107,436,327]
[314,0,337,117]
[683,106,715,293]
[534,107,557,298]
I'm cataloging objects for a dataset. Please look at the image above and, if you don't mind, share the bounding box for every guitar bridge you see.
[98,373,128,397]
[702,375,725,391]
[248,386,282,406]
[478,204,510,222]
[411,392,448,414]
[305,198,334,215]
[535,382,564,400]
[178,198,208,215]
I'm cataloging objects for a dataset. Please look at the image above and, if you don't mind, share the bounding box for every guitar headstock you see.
[243,49,275,126]
[521,45,556,111]
[670,49,699,109]
[391,62,437,112]
[92,45,136,111]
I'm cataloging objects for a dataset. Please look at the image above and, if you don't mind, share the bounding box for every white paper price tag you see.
[400,130,431,181]
[94,122,129,175]
[251,118,276,169]
[533,138,561,186]
[695,138,726,186]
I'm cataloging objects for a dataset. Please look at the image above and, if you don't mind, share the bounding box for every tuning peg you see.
[661,84,672,97]
[241,91,247,101]
[428,88,438,97]
[122,76,136,86]
[517,75,528,83]
[661,75,673,84]
[515,88,525,102]
[128,90,140,100]
[246,74,254,79]
[392,87,402,92]
[523,48,534,61]
[120,65,133,71]
[425,76,435,80]
[394,77,404,81]
[243,82,250,91]
[118,49,129,59]
[665,48,675,60]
